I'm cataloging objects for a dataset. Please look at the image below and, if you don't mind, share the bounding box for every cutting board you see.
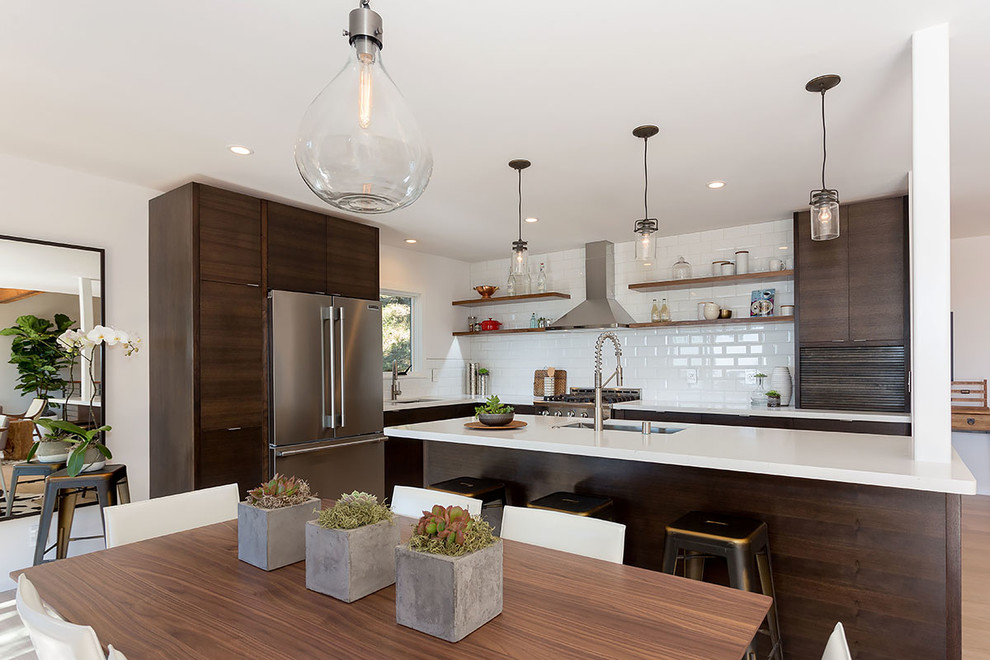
[533,369,567,397]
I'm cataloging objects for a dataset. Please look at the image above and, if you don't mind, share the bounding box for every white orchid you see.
[57,329,84,350]
[86,325,110,345]
[108,328,129,346]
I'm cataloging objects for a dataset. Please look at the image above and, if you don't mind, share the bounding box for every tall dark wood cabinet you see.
[150,183,381,498]
[794,195,910,412]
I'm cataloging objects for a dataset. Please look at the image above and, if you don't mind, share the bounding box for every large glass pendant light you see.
[295,0,433,214]
[632,125,660,263]
[508,159,531,276]
[806,75,841,241]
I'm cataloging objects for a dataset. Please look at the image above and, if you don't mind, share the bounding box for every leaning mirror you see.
[0,235,104,520]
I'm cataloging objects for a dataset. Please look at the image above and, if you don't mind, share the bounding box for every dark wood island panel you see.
[422,440,960,660]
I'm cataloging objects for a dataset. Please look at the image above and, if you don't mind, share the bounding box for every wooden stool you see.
[33,463,130,565]
[5,461,65,519]
[661,511,782,660]
[527,491,613,520]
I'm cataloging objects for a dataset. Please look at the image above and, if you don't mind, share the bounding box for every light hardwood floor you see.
[2,495,990,659]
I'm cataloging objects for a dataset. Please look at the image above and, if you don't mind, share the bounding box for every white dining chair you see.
[390,485,482,518]
[500,505,626,564]
[103,483,239,548]
[106,645,128,659]
[821,621,852,660]
[16,573,105,660]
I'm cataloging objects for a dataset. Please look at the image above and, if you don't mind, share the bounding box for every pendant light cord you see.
[643,136,650,219]
[517,168,523,242]
[820,90,827,190]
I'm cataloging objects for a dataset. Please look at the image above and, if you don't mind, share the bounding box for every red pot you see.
[480,318,502,331]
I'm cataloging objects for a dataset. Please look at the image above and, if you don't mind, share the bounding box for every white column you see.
[911,23,952,463]
[77,277,96,403]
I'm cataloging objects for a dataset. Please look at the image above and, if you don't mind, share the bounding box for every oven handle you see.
[274,435,386,458]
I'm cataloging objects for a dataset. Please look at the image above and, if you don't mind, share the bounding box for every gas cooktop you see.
[542,387,642,405]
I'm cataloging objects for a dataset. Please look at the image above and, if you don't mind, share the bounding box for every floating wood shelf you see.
[453,327,549,337]
[451,292,571,307]
[628,270,794,293]
[628,315,795,329]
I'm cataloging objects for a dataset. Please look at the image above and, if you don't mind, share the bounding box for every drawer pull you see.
[227,427,242,431]
[968,418,976,426]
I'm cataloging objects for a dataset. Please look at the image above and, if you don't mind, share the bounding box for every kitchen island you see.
[385,415,975,659]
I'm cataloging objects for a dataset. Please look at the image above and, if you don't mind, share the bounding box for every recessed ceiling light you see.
[404,238,417,244]
[524,217,539,223]
[227,145,253,156]
[707,180,726,189]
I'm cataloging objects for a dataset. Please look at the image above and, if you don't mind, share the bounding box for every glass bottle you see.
[651,298,661,323]
[536,263,547,293]
[750,373,768,407]
[506,266,515,296]
[659,297,671,323]
[518,269,532,295]
[529,313,538,328]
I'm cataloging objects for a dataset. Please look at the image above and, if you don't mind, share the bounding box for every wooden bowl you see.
[475,285,499,299]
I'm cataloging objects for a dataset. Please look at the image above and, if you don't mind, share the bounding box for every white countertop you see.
[384,414,975,494]
[384,395,911,423]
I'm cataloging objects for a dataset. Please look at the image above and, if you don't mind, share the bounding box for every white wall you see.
[950,234,990,493]
[0,153,155,585]
[464,220,795,402]
[380,245,471,398]
[0,292,79,413]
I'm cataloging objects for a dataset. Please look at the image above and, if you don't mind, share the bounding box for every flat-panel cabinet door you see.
[848,197,908,342]
[327,217,379,301]
[198,426,265,497]
[332,296,384,438]
[795,209,849,343]
[198,185,262,285]
[200,281,264,431]
[267,202,327,294]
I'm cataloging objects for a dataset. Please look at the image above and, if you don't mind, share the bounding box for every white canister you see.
[769,257,783,271]
[720,262,736,276]
[697,302,708,320]
[780,304,795,316]
[703,302,721,320]
[712,260,729,276]
[784,256,795,270]
[770,366,793,406]
[735,251,749,274]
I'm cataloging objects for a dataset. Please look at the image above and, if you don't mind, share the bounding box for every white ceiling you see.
[0,1,986,261]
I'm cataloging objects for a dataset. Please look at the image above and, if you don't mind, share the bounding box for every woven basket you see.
[533,370,567,397]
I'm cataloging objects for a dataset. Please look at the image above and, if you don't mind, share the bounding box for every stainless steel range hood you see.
[550,241,635,330]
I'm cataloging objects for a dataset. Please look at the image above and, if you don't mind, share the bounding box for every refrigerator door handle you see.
[338,306,346,429]
[274,435,386,457]
[321,306,335,429]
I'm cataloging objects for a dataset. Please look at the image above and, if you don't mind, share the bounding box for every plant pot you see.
[305,518,400,603]
[767,396,781,408]
[78,445,106,472]
[395,540,503,642]
[238,497,320,571]
[769,366,793,406]
[34,439,70,464]
[477,413,513,427]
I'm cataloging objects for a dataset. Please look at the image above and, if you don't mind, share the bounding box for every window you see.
[381,292,414,373]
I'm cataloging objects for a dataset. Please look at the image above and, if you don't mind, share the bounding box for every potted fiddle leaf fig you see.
[238,474,319,571]
[765,390,782,408]
[395,504,502,642]
[306,491,398,602]
[30,419,111,476]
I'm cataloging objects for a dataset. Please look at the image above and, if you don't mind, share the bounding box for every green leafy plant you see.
[408,504,497,557]
[765,390,781,397]
[0,313,74,401]
[29,419,111,477]
[477,367,489,376]
[754,372,768,379]
[246,474,313,509]
[318,491,394,530]
[474,395,513,416]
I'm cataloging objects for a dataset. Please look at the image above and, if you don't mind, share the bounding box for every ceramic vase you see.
[770,366,792,406]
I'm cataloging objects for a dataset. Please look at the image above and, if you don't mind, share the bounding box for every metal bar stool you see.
[527,491,614,520]
[429,476,507,533]
[33,464,130,565]
[5,461,65,519]
[661,511,782,660]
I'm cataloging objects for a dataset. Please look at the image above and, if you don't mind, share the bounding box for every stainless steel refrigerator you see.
[269,290,385,499]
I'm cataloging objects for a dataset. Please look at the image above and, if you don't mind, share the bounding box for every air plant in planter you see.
[395,504,502,642]
[306,491,398,602]
[765,390,782,408]
[238,474,319,571]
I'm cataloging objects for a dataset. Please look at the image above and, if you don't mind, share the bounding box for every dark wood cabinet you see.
[267,202,327,294]
[198,186,262,285]
[847,197,909,342]
[198,427,265,493]
[327,217,379,300]
[794,210,849,343]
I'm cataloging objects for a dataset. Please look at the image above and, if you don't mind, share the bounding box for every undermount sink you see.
[560,421,685,434]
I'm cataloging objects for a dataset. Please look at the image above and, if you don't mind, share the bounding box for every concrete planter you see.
[306,518,400,602]
[395,540,503,642]
[237,497,320,571]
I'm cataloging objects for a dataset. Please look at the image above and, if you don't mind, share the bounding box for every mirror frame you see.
[0,233,107,427]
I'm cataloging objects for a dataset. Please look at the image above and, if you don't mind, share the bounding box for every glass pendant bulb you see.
[511,240,529,275]
[295,2,433,214]
[631,125,660,261]
[508,159,532,276]
[806,75,841,241]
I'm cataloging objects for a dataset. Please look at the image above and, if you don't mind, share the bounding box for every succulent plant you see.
[246,474,313,510]
[765,390,781,397]
[475,395,513,416]
[318,491,394,530]
[408,504,497,556]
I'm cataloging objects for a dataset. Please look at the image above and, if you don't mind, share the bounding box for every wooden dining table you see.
[13,517,771,659]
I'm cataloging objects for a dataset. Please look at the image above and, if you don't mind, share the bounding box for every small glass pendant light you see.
[806,75,841,241]
[632,125,660,263]
[509,159,531,276]
[295,1,433,214]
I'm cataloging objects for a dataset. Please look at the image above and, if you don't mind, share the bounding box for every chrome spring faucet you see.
[594,332,623,433]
